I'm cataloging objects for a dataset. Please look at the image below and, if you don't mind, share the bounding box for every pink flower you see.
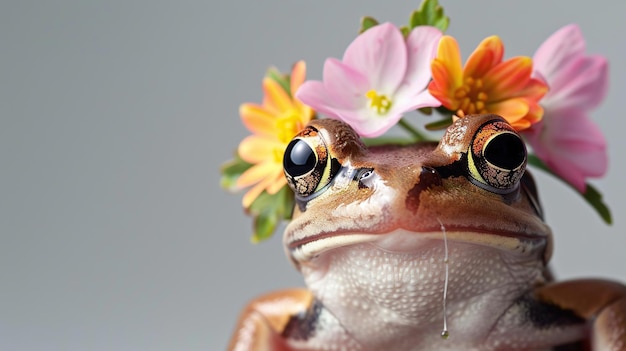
[522,24,609,192]
[296,23,443,137]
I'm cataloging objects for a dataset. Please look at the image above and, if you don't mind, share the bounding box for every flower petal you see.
[428,62,457,109]
[238,135,284,164]
[237,161,278,189]
[394,86,442,113]
[290,60,315,117]
[404,26,443,91]
[342,22,407,94]
[483,57,533,100]
[523,108,607,191]
[480,35,504,66]
[322,58,370,110]
[334,87,441,137]
[542,55,608,110]
[428,36,463,109]
[296,80,350,120]
[241,172,280,208]
[239,104,278,136]
[266,173,287,195]
[487,98,529,125]
[520,101,544,129]
[339,106,402,138]
[290,60,306,95]
[434,36,463,86]
[533,24,586,84]
[263,78,293,113]
[464,36,503,77]
[516,77,549,102]
[463,48,494,80]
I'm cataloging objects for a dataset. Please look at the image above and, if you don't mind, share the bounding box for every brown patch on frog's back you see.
[403,177,550,237]
[405,167,443,214]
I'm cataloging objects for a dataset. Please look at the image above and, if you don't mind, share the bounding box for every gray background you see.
[1,1,625,350]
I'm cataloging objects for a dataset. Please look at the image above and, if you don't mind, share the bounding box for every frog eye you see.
[467,119,527,193]
[283,126,338,198]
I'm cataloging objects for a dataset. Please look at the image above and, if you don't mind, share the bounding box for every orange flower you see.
[428,35,548,130]
[236,61,314,208]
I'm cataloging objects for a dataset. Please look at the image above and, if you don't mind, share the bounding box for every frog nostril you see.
[356,168,376,189]
[406,167,443,214]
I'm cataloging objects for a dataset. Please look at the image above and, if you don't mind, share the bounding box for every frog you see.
[227,114,626,351]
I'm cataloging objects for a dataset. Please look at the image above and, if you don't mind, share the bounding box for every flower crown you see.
[220,0,611,242]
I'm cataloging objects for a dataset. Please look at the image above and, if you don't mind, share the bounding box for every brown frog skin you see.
[227,114,626,351]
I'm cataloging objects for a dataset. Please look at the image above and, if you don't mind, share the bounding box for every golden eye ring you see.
[283,126,334,198]
[467,119,527,194]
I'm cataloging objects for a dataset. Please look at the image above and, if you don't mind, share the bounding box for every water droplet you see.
[438,218,450,341]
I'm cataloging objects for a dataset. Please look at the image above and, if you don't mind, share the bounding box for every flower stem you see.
[398,118,428,141]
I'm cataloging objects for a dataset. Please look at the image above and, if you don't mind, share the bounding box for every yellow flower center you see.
[366,90,392,115]
[454,77,489,115]
[275,109,305,143]
[272,148,284,163]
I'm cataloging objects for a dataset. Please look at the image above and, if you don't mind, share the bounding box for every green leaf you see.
[248,186,296,242]
[278,186,295,220]
[252,210,279,243]
[266,66,291,96]
[582,184,612,225]
[248,189,276,215]
[424,116,454,130]
[220,155,294,241]
[400,25,411,37]
[409,10,423,28]
[527,154,612,225]
[418,107,433,115]
[435,105,454,115]
[220,154,253,191]
[409,0,450,32]
[359,16,379,34]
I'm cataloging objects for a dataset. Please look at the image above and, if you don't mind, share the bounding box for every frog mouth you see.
[288,232,381,262]
[287,227,548,263]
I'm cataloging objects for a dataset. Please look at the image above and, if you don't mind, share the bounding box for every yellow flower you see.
[236,61,314,208]
[428,35,548,130]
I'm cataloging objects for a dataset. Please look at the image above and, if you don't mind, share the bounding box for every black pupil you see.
[284,139,316,176]
[484,133,526,170]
